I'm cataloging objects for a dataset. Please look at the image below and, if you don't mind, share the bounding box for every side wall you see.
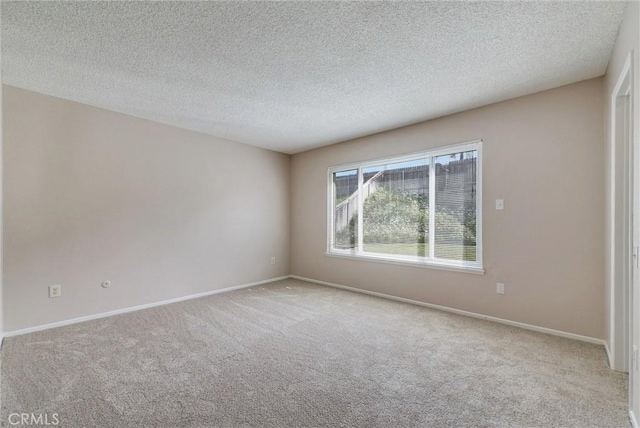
[604,0,640,422]
[0,4,4,340]
[291,78,605,339]
[3,86,291,332]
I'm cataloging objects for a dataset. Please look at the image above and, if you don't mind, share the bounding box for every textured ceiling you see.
[1,1,626,154]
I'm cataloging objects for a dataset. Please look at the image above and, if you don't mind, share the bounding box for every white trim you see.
[609,53,633,371]
[3,273,609,349]
[631,410,638,428]
[326,168,335,253]
[631,46,639,426]
[290,275,606,346]
[605,341,614,368]
[475,141,484,267]
[327,140,481,173]
[325,251,484,274]
[3,276,290,338]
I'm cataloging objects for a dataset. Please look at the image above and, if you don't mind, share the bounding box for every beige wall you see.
[0,5,3,338]
[603,0,640,418]
[291,78,605,339]
[3,86,291,332]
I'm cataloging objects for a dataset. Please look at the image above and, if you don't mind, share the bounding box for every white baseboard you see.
[3,276,290,338]
[605,341,614,368]
[630,410,638,428]
[290,275,606,346]
[3,274,608,348]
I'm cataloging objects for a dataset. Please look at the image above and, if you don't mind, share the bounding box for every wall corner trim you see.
[289,275,607,346]
[605,341,614,368]
[3,276,290,338]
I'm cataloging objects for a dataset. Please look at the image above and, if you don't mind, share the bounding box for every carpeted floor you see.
[0,279,629,427]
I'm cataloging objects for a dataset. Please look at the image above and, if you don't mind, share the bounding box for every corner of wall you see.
[1,4,5,342]
[286,153,293,276]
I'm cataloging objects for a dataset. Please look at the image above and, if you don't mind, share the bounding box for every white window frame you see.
[326,140,484,274]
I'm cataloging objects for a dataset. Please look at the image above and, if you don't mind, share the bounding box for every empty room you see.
[0,1,639,427]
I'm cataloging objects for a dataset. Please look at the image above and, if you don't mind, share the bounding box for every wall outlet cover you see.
[49,285,62,298]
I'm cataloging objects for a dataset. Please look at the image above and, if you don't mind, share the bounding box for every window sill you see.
[325,251,485,275]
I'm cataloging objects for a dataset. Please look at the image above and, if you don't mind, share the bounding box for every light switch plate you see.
[495,199,504,210]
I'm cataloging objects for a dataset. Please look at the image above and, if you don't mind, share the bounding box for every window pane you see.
[434,150,477,261]
[362,159,429,257]
[333,169,358,250]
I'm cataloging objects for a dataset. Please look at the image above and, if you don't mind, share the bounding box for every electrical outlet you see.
[270,257,276,265]
[49,285,62,298]
[496,283,505,295]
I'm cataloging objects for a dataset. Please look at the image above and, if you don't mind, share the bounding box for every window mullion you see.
[429,156,436,259]
[357,166,364,253]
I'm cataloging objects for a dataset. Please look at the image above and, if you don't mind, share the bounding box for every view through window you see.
[329,141,482,271]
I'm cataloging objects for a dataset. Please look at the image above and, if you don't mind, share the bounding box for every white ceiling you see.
[2,1,626,154]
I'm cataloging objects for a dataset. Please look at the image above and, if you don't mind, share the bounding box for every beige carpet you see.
[1,279,629,427]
